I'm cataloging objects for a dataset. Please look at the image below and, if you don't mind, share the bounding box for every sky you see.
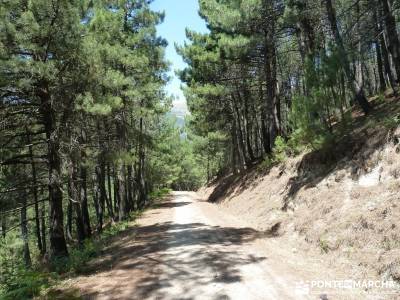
[150,0,208,117]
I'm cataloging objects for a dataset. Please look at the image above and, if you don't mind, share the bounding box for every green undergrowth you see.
[258,96,400,172]
[0,189,171,300]
[149,187,172,200]
[258,135,304,171]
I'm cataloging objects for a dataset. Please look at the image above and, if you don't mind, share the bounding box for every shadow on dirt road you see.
[71,192,296,300]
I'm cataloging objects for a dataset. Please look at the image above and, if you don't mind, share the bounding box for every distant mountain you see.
[170,100,188,128]
[166,112,185,129]
[175,116,185,128]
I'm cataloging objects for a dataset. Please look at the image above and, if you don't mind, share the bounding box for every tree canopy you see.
[178,0,400,176]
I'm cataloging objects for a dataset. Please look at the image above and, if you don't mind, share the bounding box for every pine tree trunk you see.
[40,200,46,253]
[381,0,400,81]
[38,83,68,258]
[294,2,316,96]
[104,165,115,219]
[258,76,271,154]
[138,157,147,209]
[20,192,31,267]
[207,151,211,181]
[74,201,86,244]
[232,93,248,167]
[378,6,398,94]
[124,171,129,212]
[68,151,86,244]
[66,197,73,242]
[1,213,6,238]
[244,104,255,162]
[264,21,280,148]
[80,166,92,237]
[118,165,127,220]
[96,165,106,232]
[113,167,119,214]
[382,35,397,94]
[137,118,147,209]
[27,130,43,254]
[356,2,365,97]
[231,126,239,174]
[127,165,134,211]
[376,41,387,92]
[96,122,109,223]
[93,171,103,231]
[107,164,115,221]
[325,0,371,114]
[374,10,387,92]
[241,84,255,162]
[252,103,262,158]
[261,114,271,154]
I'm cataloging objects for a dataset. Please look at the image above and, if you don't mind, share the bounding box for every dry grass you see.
[199,97,400,285]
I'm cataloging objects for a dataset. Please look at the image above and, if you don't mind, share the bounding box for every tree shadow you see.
[207,174,242,203]
[283,105,395,206]
[207,163,274,204]
[152,201,191,209]
[77,220,269,300]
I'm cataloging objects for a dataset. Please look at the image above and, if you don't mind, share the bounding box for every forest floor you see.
[49,192,395,300]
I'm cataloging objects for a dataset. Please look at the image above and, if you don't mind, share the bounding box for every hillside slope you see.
[199,97,400,285]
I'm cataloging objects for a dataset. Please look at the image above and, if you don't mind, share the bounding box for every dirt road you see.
[72,192,358,300]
